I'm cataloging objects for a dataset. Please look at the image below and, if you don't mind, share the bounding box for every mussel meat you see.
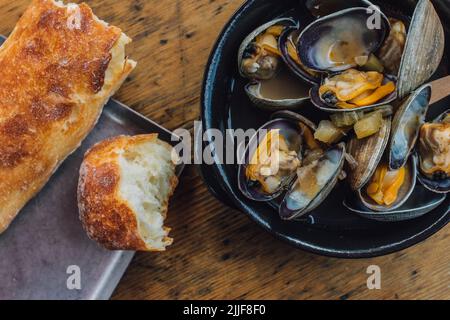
[245,129,301,195]
[238,18,311,109]
[357,155,417,212]
[317,69,397,110]
[377,18,407,75]
[238,118,304,201]
[418,110,450,193]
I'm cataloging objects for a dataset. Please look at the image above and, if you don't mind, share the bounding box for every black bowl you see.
[200,0,450,258]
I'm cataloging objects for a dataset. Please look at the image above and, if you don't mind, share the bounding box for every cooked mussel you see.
[389,84,431,170]
[280,142,346,220]
[310,69,397,112]
[237,117,307,201]
[297,7,398,112]
[238,19,291,80]
[345,134,445,221]
[297,8,390,73]
[345,151,447,222]
[238,18,310,109]
[344,154,436,222]
[358,155,417,212]
[417,110,450,194]
[346,112,432,220]
[302,0,444,112]
[344,183,446,222]
[238,113,346,219]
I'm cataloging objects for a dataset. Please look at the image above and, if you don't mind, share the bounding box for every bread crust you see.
[0,0,135,232]
[78,134,178,251]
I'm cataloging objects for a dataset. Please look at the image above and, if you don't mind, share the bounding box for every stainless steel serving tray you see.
[0,35,183,299]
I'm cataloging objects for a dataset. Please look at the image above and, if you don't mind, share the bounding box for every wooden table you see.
[1,0,448,300]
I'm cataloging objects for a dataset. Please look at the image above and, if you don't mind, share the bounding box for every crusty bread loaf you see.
[0,0,136,232]
[78,134,178,251]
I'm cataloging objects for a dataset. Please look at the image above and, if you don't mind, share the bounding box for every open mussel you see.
[237,114,346,220]
[297,8,390,73]
[280,142,346,220]
[310,70,398,113]
[389,84,431,170]
[344,152,439,221]
[298,7,397,112]
[238,18,310,109]
[345,109,443,221]
[298,0,444,112]
[237,117,304,201]
[344,183,446,222]
[417,110,450,194]
[357,155,417,213]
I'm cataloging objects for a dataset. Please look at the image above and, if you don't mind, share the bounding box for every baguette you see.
[78,134,178,251]
[0,0,136,233]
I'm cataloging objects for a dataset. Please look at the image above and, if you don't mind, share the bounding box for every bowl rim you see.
[200,0,449,258]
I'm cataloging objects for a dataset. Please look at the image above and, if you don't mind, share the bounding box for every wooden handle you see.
[430,75,450,105]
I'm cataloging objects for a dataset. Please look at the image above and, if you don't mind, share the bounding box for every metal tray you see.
[0,37,183,298]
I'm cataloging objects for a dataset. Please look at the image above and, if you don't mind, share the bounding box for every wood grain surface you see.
[1,0,448,300]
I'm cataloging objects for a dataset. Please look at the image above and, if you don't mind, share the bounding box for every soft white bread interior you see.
[118,137,177,250]
[78,134,178,251]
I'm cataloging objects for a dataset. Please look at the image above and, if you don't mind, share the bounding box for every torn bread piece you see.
[78,134,178,251]
[0,0,136,232]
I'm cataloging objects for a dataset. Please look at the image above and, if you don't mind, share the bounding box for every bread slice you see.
[0,0,136,233]
[78,134,178,251]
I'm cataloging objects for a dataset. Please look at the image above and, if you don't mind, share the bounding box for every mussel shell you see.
[278,27,321,85]
[237,118,305,201]
[357,154,418,213]
[347,116,392,191]
[417,109,450,194]
[245,82,310,110]
[305,0,375,18]
[238,18,297,80]
[279,143,346,220]
[343,183,446,222]
[244,66,310,110]
[417,175,450,194]
[389,84,431,170]
[396,0,445,99]
[297,7,390,73]
[310,74,398,113]
[270,110,318,130]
